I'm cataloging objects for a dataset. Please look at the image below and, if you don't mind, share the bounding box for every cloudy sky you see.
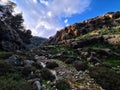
[1,0,120,38]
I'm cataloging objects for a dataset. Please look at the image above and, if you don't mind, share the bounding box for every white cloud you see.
[40,0,48,6]
[0,0,9,4]
[64,19,68,24]
[32,0,37,3]
[10,0,91,38]
[64,19,69,26]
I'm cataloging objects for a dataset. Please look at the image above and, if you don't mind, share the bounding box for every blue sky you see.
[1,0,120,38]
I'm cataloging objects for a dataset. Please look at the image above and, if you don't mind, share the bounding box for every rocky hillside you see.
[48,11,120,44]
[0,2,120,90]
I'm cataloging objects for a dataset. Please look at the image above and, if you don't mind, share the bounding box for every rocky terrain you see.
[48,11,120,44]
[0,1,120,90]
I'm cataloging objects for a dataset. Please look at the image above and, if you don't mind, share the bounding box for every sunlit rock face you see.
[48,11,120,44]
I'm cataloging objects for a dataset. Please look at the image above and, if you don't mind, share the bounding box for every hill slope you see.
[0,8,120,90]
[48,11,120,44]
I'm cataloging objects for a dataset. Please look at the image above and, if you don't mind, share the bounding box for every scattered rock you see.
[6,55,22,66]
[35,55,46,60]
[23,60,35,67]
[40,62,46,68]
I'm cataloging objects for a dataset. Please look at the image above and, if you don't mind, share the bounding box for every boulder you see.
[6,55,22,66]
[23,60,35,67]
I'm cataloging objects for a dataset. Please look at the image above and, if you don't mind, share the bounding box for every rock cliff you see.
[48,11,120,44]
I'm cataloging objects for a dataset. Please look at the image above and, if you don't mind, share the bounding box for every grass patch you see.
[103,59,120,67]
[0,51,13,59]
[0,50,7,54]
[74,27,120,41]
[0,73,35,90]
[47,45,81,60]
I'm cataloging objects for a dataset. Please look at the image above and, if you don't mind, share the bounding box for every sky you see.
[1,0,120,38]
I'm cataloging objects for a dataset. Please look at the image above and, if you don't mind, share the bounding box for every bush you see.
[33,62,43,69]
[22,66,36,77]
[0,77,35,90]
[65,58,75,64]
[89,65,120,90]
[73,61,88,71]
[40,68,55,81]
[0,52,13,59]
[0,60,14,76]
[46,62,59,69]
[55,79,71,90]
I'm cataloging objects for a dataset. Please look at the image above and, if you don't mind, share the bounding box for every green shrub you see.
[0,77,35,90]
[33,62,43,69]
[40,68,55,81]
[73,61,88,71]
[46,61,59,69]
[55,80,71,90]
[0,60,14,76]
[65,59,75,64]
[102,59,120,67]
[89,65,120,90]
[0,52,13,59]
[22,66,36,77]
